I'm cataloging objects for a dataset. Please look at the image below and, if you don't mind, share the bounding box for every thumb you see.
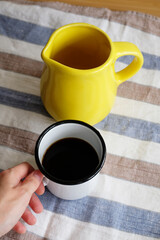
[22,170,43,196]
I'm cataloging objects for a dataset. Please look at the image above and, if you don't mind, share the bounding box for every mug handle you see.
[43,177,49,186]
[113,42,144,85]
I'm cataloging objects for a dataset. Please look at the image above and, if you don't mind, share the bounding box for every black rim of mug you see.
[35,120,107,185]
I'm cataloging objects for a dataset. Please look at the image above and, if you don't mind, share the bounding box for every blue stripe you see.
[95,114,160,143]
[0,86,160,144]
[38,188,160,238]
[0,14,159,70]
[119,53,160,71]
[0,14,54,45]
[0,87,49,116]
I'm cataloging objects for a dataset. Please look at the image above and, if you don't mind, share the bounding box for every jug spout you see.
[41,23,112,70]
[41,43,55,66]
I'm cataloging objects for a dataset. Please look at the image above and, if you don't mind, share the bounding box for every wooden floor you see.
[33,0,160,17]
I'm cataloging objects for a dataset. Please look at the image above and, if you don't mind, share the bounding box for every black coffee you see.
[42,138,99,182]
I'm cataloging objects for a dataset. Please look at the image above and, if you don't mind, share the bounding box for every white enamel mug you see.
[35,120,106,200]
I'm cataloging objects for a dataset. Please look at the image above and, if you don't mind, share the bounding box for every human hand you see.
[0,162,45,237]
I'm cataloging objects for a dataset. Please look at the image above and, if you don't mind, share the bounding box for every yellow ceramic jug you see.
[41,23,143,125]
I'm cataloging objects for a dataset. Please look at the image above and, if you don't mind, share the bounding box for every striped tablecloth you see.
[0,1,160,239]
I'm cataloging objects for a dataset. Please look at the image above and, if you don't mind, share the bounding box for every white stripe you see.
[0,145,36,170]
[98,130,160,165]
[0,69,40,95]
[0,1,104,28]
[90,174,160,212]
[26,210,155,240]
[0,1,160,56]
[0,104,55,135]
[0,35,43,61]
[0,69,160,125]
[116,61,160,89]
[0,105,159,165]
[111,96,160,124]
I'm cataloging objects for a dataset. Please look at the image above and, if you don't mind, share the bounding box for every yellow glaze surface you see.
[41,23,143,125]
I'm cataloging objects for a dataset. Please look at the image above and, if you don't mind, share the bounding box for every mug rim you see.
[35,120,106,185]
[42,22,113,73]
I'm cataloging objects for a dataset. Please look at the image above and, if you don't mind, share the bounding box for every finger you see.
[22,207,36,225]
[21,170,43,196]
[29,193,43,213]
[36,181,45,195]
[0,162,34,187]
[13,221,26,234]
[9,162,34,186]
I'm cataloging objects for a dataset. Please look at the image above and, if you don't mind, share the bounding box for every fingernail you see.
[33,170,43,182]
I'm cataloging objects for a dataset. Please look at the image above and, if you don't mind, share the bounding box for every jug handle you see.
[113,42,144,86]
